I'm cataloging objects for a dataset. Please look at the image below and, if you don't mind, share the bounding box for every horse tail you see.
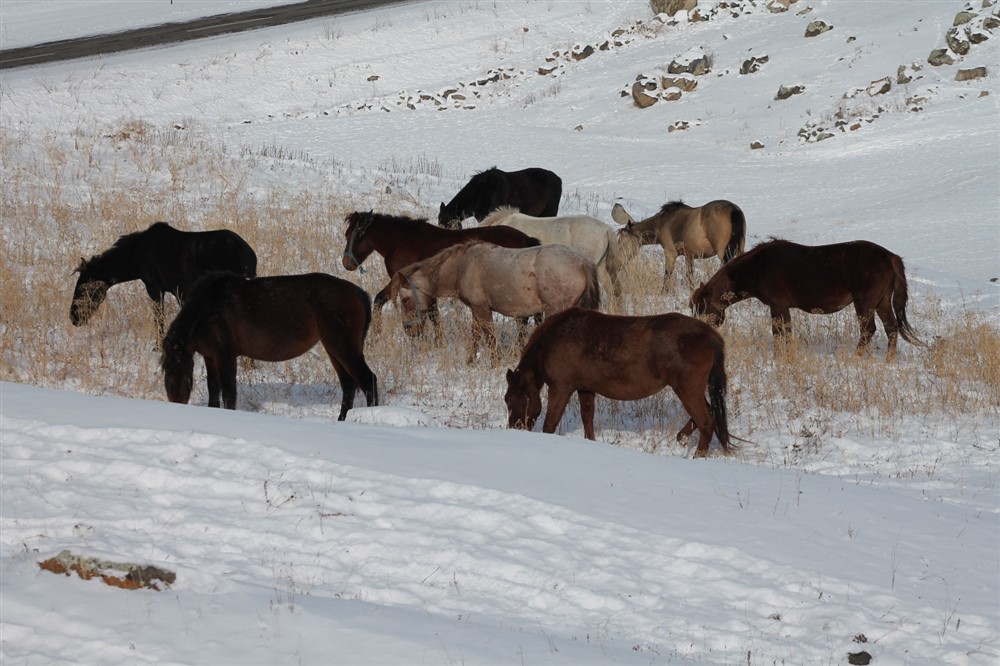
[241,242,258,279]
[723,205,747,263]
[575,261,602,310]
[525,235,542,248]
[602,226,625,293]
[708,339,731,452]
[890,253,923,347]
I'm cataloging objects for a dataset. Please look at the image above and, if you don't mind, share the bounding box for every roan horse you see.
[613,200,746,290]
[161,272,378,419]
[689,238,923,360]
[341,211,540,334]
[70,221,257,339]
[438,166,562,229]
[504,308,731,457]
[387,241,601,364]
[479,206,628,298]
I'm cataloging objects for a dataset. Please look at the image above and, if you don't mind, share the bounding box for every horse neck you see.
[629,218,661,244]
[83,244,141,285]
[411,250,461,297]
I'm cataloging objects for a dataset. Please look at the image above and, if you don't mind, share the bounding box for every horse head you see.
[689,280,727,326]
[161,336,195,404]
[388,270,430,338]
[437,202,465,230]
[342,211,376,271]
[504,368,542,431]
[69,258,110,326]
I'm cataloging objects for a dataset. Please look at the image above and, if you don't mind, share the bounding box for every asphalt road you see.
[0,0,408,70]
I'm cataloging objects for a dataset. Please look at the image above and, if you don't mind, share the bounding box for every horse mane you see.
[470,166,500,182]
[658,200,688,214]
[86,222,174,266]
[743,236,789,258]
[161,271,241,359]
[479,206,520,226]
[402,239,483,278]
[348,211,429,230]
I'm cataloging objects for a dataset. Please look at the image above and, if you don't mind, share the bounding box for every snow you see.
[1,1,998,664]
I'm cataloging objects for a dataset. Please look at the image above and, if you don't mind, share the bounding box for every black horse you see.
[438,167,562,229]
[162,272,379,419]
[70,222,257,338]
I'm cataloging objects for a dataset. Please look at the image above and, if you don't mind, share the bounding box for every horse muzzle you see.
[342,254,358,271]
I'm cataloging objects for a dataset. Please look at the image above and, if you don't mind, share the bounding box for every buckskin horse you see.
[690,238,923,360]
[613,200,746,291]
[438,166,562,229]
[388,241,600,363]
[504,308,731,457]
[161,272,378,419]
[70,221,257,339]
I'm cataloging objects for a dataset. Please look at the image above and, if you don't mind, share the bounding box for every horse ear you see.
[506,368,515,381]
[75,257,87,273]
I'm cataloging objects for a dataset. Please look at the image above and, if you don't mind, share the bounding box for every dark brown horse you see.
[690,239,923,360]
[70,221,257,339]
[438,167,562,229]
[504,308,731,457]
[613,200,746,291]
[161,272,378,420]
[341,211,540,333]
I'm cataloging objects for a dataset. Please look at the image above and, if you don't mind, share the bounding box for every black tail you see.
[708,342,731,452]
[575,262,602,310]
[723,206,746,263]
[525,236,542,248]
[890,254,923,347]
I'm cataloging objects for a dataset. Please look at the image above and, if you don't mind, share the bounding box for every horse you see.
[613,200,746,291]
[504,308,731,457]
[479,207,628,298]
[438,166,562,229]
[70,221,257,339]
[689,238,923,360]
[341,211,540,335]
[161,272,378,420]
[387,241,601,364]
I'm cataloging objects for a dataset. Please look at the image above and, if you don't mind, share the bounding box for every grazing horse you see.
[70,221,257,339]
[613,200,746,290]
[388,241,601,364]
[689,239,923,360]
[341,211,540,335]
[480,207,627,298]
[161,272,378,420]
[438,166,562,229]
[504,308,731,457]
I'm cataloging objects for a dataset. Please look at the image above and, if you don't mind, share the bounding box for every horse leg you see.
[870,296,900,361]
[372,283,392,310]
[853,301,878,357]
[469,309,497,365]
[218,356,239,409]
[673,385,715,457]
[577,390,596,440]
[541,385,573,436]
[661,242,678,291]
[205,357,222,408]
[330,361,358,421]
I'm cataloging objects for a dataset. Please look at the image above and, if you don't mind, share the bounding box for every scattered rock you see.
[954,10,977,25]
[956,66,988,81]
[740,54,769,75]
[868,77,892,96]
[572,44,595,61]
[39,550,176,591]
[650,0,697,16]
[847,651,872,666]
[667,120,690,132]
[750,140,765,149]
[367,75,380,82]
[946,26,971,54]
[668,47,711,75]
[662,87,683,101]
[928,48,955,66]
[767,0,792,13]
[805,20,832,37]
[632,81,659,108]
[896,64,913,84]
[775,84,805,100]
[660,74,698,91]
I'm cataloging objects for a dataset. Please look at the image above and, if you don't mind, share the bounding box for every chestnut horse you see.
[690,238,923,360]
[70,221,257,339]
[613,200,746,291]
[388,241,600,364]
[341,211,540,334]
[161,272,378,419]
[504,308,731,457]
[438,166,562,229]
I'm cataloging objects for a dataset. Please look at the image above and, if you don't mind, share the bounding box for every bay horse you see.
[341,211,540,335]
[480,207,628,298]
[70,221,257,339]
[438,166,562,229]
[504,308,731,457]
[387,241,601,364]
[689,238,923,360]
[161,272,378,419]
[613,200,746,291]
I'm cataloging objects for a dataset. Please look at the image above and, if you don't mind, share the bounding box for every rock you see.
[868,77,891,96]
[668,47,711,75]
[954,10,976,25]
[805,20,832,37]
[537,65,559,76]
[740,55,769,75]
[767,0,791,13]
[572,44,595,61]
[946,26,971,54]
[650,0,697,16]
[750,141,765,149]
[847,652,872,666]
[775,84,805,100]
[896,65,913,84]
[928,48,955,66]
[632,81,659,108]
[660,74,698,91]
[662,87,683,101]
[956,66,988,81]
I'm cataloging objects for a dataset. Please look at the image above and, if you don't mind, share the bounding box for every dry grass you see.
[2,116,997,455]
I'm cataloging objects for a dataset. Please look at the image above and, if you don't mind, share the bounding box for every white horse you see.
[479,207,626,297]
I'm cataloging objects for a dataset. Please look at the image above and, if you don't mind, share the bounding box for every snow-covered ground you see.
[2,1,998,664]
